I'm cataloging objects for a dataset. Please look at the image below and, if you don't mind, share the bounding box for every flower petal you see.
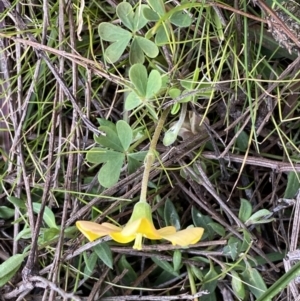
[110,232,135,243]
[157,226,177,236]
[122,218,161,239]
[76,221,122,241]
[160,227,204,246]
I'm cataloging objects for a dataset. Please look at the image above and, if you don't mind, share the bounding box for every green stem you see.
[187,265,198,301]
[140,108,170,202]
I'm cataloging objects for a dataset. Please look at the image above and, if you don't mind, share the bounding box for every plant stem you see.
[140,108,170,202]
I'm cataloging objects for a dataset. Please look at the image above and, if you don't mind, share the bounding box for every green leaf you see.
[125,91,142,110]
[42,227,60,242]
[32,203,58,229]
[104,38,131,63]
[173,250,182,272]
[0,206,14,219]
[7,196,26,209]
[241,265,267,298]
[240,229,252,252]
[0,253,24,287]
[133,4,149,31]
[245,209,272,226]
[98,153,125,188]
[16,227,32,240]
[98,23,132,63]
[87,148,111,164]
[0,269,20,287]
[235,128,249,152]
[118,255,137,285]
[116,120,133,151]
[127,151,148,161]
[163,122,180,146]
[127,151,148,174]
[169,88,181,99]
[143,7,160,21]
[93,242,113,269]
[170,11,192,27]
[223,237,241,261]
[256,259,300,301]
[129,64,148,96]
[171,103,180,115]
[155,26,170,45]
[231,271,246,300]
[179,89,193,103]
[94,126,124,152]
[87,148,123,164]
[147,0,165,16]
[207,222,225,237]
[146,69,161,99]
[154,270,177,286]
[201,262,218,301]
[98,23,131,42]
[83,252,98,279]
[116,2,134,31]
[164,199,181,230]
[238,198,252,223]
[135,36,159,59]
[284,172,300,199]
[130,38,145,65]
[190,265,203,281]
[192,206,215,240]
[127,156,142,174]
[97,118,117,129]
[151,256,179,276]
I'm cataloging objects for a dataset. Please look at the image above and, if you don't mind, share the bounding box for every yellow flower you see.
[76,202,204,250]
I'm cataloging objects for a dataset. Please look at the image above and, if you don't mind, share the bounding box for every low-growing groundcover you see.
[1,0,300,301]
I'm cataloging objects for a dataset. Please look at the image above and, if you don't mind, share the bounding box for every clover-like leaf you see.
[98,23,132,63]
[130,38,145,64]
[147,0,165,16]
[143,7,160,21]
[99,23,131,42]
[135,36,159,58]
[104,38,131,64]
[133,4,149,31]
[155,25,171,45]
[98,151,125,188]
[116,120,133,151]
[126,64,162,110]
[116,2,135,31]
[97,118,117,129]
[127,151,148,174]
[146,69,162,99]
[125,92,142,110]
[129,64,148,96]
[94,126,124,152]
[87,147,119,164]
[170,11,192,27]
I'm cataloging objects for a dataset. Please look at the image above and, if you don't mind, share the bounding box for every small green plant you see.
[238,198,274,226]
[125,63,162,113]
[144,0,192,45]
[86,119,148,188]
[98,2,159,64]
